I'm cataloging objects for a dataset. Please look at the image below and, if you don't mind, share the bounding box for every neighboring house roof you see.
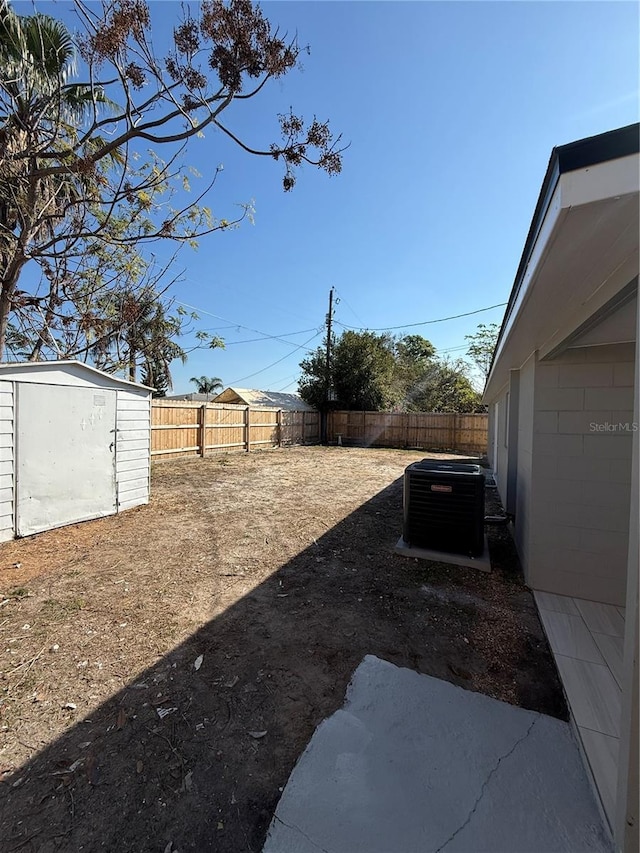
[212,387,314,411]
[163,393,217,401]
[484,122,639,399]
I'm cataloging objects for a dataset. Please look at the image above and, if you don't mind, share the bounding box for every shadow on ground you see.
[1,477,566,853]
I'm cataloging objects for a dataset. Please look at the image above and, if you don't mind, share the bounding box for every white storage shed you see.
[0,361,152,541]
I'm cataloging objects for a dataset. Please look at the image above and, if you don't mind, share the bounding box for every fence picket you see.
[150,402,486,458]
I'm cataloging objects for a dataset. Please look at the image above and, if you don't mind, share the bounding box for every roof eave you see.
[484,122,640,397]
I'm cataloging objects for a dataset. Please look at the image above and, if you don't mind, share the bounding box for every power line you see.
[148,251,318,326]
[227,331,323,386]
[334,301,507,332]
[175,300,319,348]
[195,325,242,332]
[271,372,300,391]
[223,329,317,346]
[435,343,472,354]
[333,287,365,327]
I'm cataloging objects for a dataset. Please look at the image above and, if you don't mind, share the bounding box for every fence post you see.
[277,408,282,447]
[453,413,459,453]
[245,406,251,453]
[199,403,207,458]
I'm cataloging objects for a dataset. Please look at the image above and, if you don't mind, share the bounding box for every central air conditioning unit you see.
[403,460,485,557]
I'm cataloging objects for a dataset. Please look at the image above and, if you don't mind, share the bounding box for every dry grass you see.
[0,446,564,853]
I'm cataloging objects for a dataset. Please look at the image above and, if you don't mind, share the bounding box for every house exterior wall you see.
[515,354,536,576]
[0,381,13,543]
[487,384,509,495]
[115,388,151,512]
[528,343,634,606]
[615,296,639,853]
[482,126,639,853]
[488,339,635,606]
[494,388,510,500]
[505,370,520,515]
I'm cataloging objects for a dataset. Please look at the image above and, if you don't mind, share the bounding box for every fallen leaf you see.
[182,770,193,792]
[248,730,267,739]
[163,842,173,853]
[85,754,101,786]
[63,703,77,711]
[447,662,471,681]
[117,708,127,729]
[193,655,203,671]
[217,822,224,831]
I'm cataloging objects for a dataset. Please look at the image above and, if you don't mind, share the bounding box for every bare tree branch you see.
[0,0,346,359]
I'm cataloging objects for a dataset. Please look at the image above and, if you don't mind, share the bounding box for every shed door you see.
[16,383,117,536]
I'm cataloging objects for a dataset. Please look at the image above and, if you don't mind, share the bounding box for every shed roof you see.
[212,387,314,411]
[0,360,153,391]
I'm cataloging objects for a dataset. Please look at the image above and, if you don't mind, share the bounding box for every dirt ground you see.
[0,446,566,853]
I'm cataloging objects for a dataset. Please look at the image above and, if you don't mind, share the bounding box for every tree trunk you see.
[0,258,24,362]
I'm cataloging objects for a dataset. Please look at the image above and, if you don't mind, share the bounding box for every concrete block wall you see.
[528,342,635,605]
[505,370,520,515]
[490,385,510,502]
[515,355,536,576]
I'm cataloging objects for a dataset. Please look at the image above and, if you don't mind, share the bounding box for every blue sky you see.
[20,1,640,392]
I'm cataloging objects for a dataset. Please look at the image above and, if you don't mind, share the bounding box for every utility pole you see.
[321,287,334,444]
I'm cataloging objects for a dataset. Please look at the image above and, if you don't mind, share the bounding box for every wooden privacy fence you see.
[151,400,320,459]
[327,411,488,455]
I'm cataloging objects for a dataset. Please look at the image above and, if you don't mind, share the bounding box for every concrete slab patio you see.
[263,656,611,853]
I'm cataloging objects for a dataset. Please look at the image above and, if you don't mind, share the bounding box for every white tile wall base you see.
[534,590,624,832]
[575,599,625,637]
[554,655,621,737]
[579,728,619,831]
[535,590,579,614]
[538,609,605,664]
[591,633,624,688]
